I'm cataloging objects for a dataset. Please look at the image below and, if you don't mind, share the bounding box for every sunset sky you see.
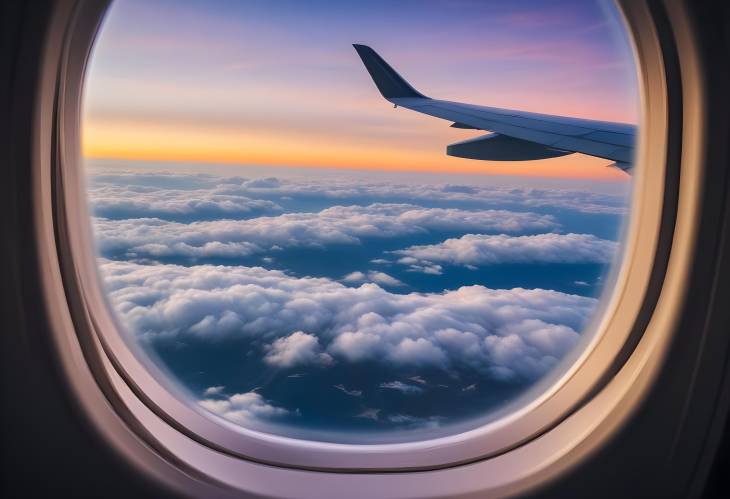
[83,0,639,180]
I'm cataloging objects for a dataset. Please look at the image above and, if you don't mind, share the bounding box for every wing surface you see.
[353,44,635,172]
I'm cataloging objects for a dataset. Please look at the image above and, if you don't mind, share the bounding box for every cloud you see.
[88,171,628,219]
[198,391,292,424]
[93,203,557,260]
[203,385,225,396]
[241,177,282,189]
[334,384,362,397]
[326,331,382,363]
[368,271,404,287]
[263,331,333,368]
[342,271,366,282]
[386,414,443,429]
[101,260,595,381]
[386,337,449,366]
[218,176,629,215]
[343,270,404,287]
[89,171,228,189]
[379,381,424,395]
[88,175,281,220]
[394,233,618,268]
[402,262,443,275]
[519,189,629,215]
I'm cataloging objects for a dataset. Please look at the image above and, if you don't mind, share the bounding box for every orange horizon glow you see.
[82,117,630,181]
[82,142,629,181]
[83,150,628,181]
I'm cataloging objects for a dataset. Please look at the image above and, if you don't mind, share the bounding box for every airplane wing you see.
[353,44,635,173]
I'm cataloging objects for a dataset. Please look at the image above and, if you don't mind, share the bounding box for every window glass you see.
[83,0,638,443]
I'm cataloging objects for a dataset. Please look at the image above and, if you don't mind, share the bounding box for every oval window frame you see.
[32,0,703,495]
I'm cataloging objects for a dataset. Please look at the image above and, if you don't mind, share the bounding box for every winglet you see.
[352,44,428,100]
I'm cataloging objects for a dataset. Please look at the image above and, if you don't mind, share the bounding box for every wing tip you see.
[352,43,427,100]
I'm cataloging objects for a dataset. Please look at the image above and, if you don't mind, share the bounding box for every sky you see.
[83,0,639,180]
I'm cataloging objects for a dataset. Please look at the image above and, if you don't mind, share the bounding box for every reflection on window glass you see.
[83,0,638,443]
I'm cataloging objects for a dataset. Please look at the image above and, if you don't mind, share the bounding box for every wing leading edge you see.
[353,44,635,173]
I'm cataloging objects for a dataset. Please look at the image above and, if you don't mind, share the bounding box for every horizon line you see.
[83,153,631,182]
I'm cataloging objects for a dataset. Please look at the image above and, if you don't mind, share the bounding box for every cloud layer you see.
[93,203,557,260]
[101,260,595,381]
[87,169,626,432]
[394,233,618,269]
[88,171,629,218]
[90,182,281,219]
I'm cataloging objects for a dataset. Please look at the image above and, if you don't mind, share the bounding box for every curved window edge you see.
[28,0,707,496]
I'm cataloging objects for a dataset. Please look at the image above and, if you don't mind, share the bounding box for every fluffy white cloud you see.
[88,182,281,218]
[342,271,366,282]
[368,271,404,287]
[342,271,404,287]
[93,204,557,259]
[394,233,618,269]
[198,391,292,424]
[264,331,333,368]
[400,261,444,275]
[101,260,595,381]
[203,385,225,396]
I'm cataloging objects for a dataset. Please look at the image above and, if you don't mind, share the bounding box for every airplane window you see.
[82,0,639,445]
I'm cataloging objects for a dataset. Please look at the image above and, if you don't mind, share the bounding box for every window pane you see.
[83,0,638,443]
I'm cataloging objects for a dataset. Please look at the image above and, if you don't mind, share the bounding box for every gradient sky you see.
[83,0,639,180]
